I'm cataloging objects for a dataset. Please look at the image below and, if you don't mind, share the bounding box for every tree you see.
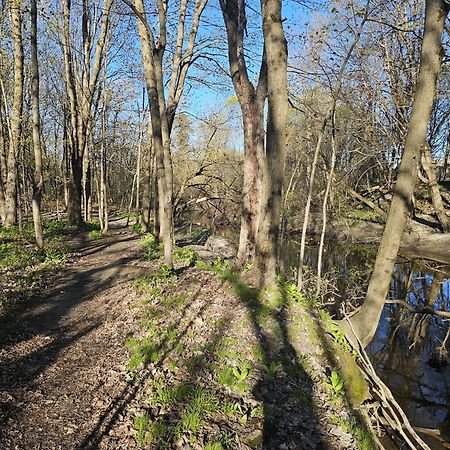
[4,0,24,227]
[124,0,207,268]
[30,0,44,247]
[220,0,267,267]
[348,0,450,346]
[255,0,288,287]
[62,0,113,227]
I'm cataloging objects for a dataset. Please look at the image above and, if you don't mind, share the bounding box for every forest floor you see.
[0,219,375,450]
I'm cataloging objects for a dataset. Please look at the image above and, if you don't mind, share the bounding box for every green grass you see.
[205,442,223,450]
[134,414,151,446]
[130,222,143,234]
[173,246,197,265]
[331,415,375,450]
[125,337,160,370]
[140,233,163,260]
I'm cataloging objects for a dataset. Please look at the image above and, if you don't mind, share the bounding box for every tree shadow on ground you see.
[77,269,239,449]
[81,261,357,450]
[224,271,329,449]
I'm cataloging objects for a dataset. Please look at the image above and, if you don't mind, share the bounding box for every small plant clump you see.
[88,229,102,239]
[173,246,198,265]
[140,233,164,260]
[325,370,345,398]
[125,336,160,371]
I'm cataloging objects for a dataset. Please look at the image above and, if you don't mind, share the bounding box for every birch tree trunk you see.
[348,0,449,346]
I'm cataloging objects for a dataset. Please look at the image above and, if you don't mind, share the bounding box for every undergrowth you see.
[0,220,72,306]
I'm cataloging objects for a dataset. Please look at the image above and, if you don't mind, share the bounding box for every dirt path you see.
[0,221,147,449]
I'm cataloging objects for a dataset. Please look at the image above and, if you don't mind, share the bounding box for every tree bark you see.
[348,0,449,347]
[132,0,173,266]
[255,0,288,288]
[141,119,153,232]
[220,0,267,267]
[100,55,109,233]
[4,0,24,227]
[316,111,337,297]
[62,0,82,227]
[124,0,207,266]
[31,0,44,247]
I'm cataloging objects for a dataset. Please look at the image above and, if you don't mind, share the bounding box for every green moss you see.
[331,341,369,407]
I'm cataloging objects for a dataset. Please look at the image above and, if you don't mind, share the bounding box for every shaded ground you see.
[0,220,149,449]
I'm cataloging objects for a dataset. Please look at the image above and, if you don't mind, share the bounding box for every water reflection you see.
[367,263,450,441]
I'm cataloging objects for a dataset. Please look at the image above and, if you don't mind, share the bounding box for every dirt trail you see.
[0,221,147,449]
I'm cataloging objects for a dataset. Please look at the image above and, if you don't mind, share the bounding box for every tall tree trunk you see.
[348,0,449,347]
[219,0,267,267]
[0,121,7,224]
[297,126,324,290]
[255,0,288,288]
[31,0,44,248]
[135,128,142,224]
[62,0,82,227]
[133,0,173,266]
[153,167,160,239]
[100,58,108,233]
[154,48,174,266]
[4,0,24,227]
[124,0,206,266]
[316,111,337,297]
[238,104,265,265]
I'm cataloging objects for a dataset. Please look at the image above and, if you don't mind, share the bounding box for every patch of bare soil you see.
[0,221,149,449]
